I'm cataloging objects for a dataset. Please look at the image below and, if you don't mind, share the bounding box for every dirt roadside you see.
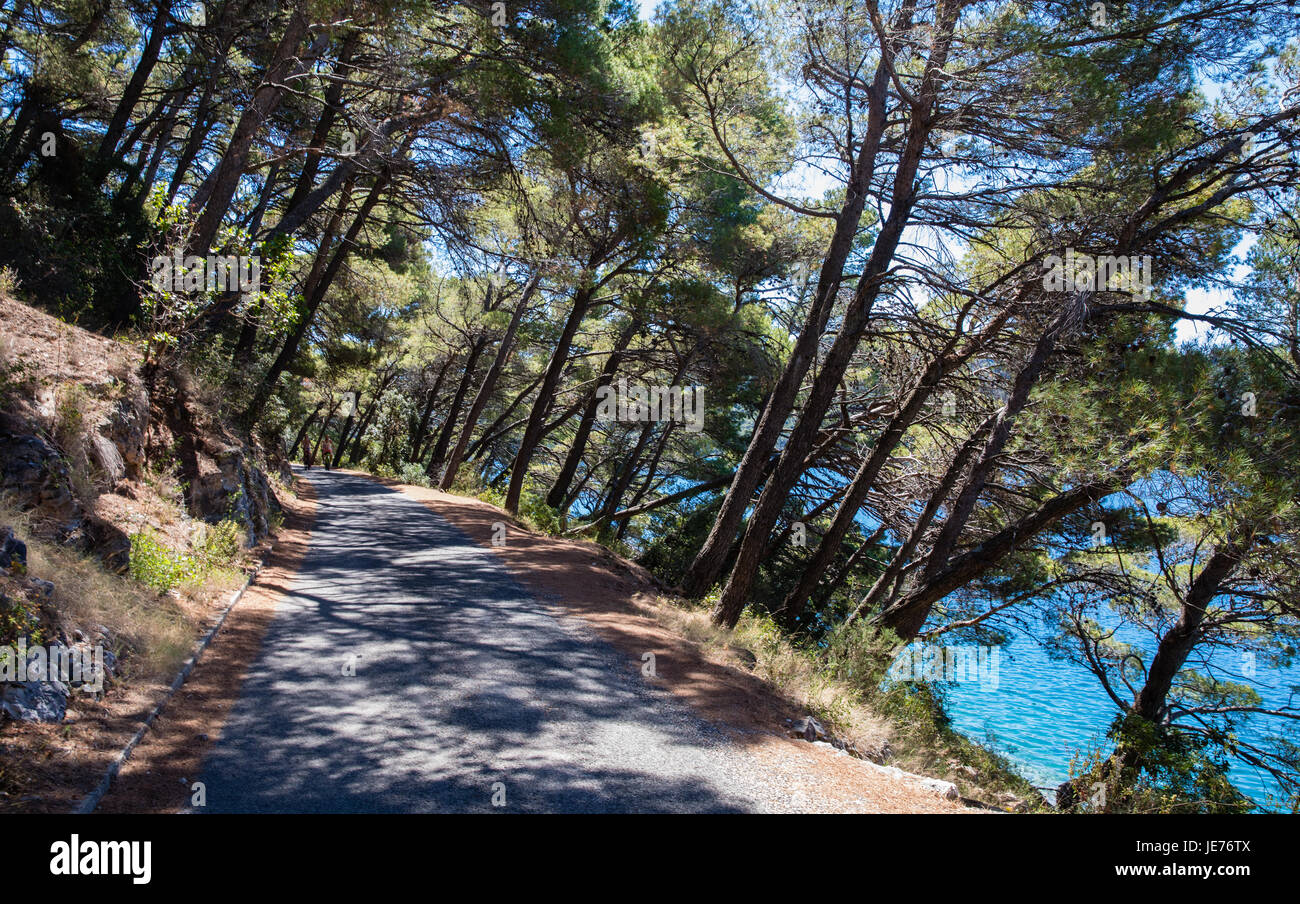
[93,481,316,813]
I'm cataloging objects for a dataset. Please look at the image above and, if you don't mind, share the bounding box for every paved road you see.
[197,468,776,813]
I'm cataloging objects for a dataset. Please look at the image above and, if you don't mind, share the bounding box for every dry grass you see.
[0,266,20,299]
[649,593,1046,807]
[0,332,35,407]
[50,382,102,506]
[0,500,194,678]
[647,595,895,756]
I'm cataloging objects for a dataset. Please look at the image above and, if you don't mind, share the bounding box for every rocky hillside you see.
[0,296,282,566]
[0,294,300,810]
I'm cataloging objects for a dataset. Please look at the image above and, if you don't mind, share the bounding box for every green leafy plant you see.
[0,588,43,648]
[397,462,432,487]
[519,492,563,536]
[196,519,243,568]
[128,532,202,593]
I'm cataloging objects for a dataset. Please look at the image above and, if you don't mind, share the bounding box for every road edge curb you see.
[70,557,265,814]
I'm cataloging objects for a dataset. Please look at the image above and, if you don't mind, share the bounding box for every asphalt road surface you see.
[197,468,780,813]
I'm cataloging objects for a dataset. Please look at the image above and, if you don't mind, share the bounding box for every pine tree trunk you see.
[425,338,489,479]
[505,287,593,514]
[408,357,455,462]
[545,316,639,508]
[188,6,311,257]
[440,276,537,489]
[95,1,172,174]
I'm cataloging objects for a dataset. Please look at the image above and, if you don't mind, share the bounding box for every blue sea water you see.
[941,629,1300,810]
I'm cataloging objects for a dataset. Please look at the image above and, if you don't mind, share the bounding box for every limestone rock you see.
[866,761,961,800]
[789,715,829,743]
[90,432,126,484]
[1,679,69,722]
[0,433,77,522]
[104,388,149,477]
[0,645,73,723]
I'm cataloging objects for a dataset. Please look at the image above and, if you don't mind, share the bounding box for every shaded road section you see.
[197,468,774,813]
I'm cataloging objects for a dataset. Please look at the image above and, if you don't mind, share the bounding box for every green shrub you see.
[129,532,202,593]
[475,485,507,510]
[823,620,900,690]
[0,587,44,648]
[1065,714,1257,814]
[196,519,243,568]
[396,462,432,487]
[520,492,563,535]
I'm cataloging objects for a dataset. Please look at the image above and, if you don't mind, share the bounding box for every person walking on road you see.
[321,435,334,471]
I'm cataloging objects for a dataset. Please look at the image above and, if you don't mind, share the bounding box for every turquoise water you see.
[941,628,1299,810]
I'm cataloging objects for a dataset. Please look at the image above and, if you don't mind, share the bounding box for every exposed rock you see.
[1,678,69,722]
[182,443,276,543]
[85,517,131,573]
[948,760,979,780]
[997,791,1033,813]
[784,715,884,761]
[799,733,961,801]
[0,626,115,717]
[0,428,130,570]
[89,432,126,484]
[925,778,962,801]
[0,301,216,573]
[0,432,78,523]
[148,372,279,544]
[4,371,278,569]
[0,644,73,723]
[865,760,961,800]
[55,520,84,546]
[42,510,130,572]
[1,527,26,572]
[103,388,150,477]
[788,715,829,743]
[66,641,115,690]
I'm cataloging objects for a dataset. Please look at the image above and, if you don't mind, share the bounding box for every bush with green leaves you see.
[475,485,508,510]
[128,532,203,593]
[519,492,563,536]
[1065,713,1257,814]
[0,587,44,648]
[396,462,432,487]
[196,519,243,568]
